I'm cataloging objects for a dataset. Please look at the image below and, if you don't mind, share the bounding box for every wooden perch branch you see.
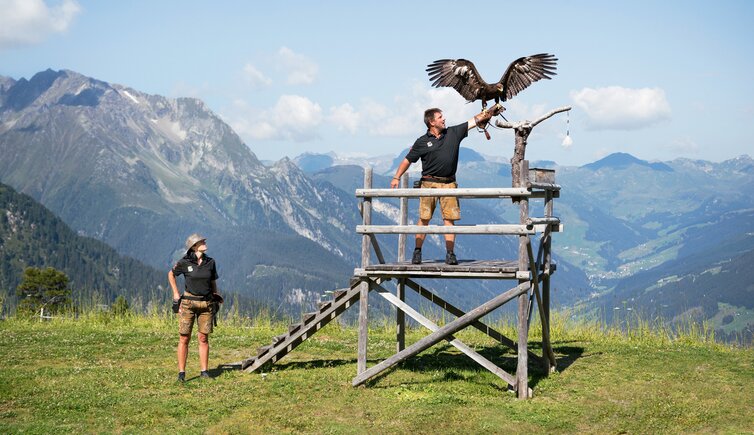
[497,105,571,194]
[495,106,572,130]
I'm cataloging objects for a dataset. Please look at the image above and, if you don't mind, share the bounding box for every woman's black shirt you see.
[171,251,218,297]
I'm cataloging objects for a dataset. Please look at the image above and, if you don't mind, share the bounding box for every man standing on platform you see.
[390,106,500,265]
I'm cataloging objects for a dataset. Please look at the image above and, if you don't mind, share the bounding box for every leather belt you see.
[421,175,456,183]
[183,294,211,301]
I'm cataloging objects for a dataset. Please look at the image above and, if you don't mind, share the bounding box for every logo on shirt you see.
[427,141,433,147]
[188,266,194,272]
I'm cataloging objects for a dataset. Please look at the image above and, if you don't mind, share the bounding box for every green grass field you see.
[1,313,752,434]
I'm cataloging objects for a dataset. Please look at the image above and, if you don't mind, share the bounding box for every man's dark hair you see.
[424,108,442,128]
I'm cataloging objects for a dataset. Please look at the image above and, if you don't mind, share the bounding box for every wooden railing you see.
[356,164,561,258]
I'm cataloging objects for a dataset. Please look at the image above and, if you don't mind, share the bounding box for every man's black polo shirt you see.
[172,253,218,297]
[405,122,468,179]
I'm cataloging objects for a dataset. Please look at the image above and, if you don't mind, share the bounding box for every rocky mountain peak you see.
[0,69,360,296]
[721,154,754,175]
[0,75,16,91]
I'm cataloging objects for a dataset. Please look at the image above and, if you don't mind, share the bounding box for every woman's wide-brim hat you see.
[185,233,207,251]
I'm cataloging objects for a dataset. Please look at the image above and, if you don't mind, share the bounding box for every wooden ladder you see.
[238,278,367,372]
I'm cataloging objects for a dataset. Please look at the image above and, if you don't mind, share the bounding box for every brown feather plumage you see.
[426,53,557,109]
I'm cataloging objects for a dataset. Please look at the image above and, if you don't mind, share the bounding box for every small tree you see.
[111,295,131,317]
[17,267,72,315]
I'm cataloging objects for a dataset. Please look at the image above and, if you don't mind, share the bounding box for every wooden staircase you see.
[239,278,369,372]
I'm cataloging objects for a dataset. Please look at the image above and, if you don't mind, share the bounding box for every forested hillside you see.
[0,182,164,309]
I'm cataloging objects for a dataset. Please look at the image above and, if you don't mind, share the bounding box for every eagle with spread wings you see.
[426,53,557,112]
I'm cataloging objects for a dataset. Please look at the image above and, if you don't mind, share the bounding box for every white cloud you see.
[350,83,562,138]
[422,87,477,122]
[324,85,477,138]
[371,112,415,137]
[242,63,272,87]
[227,95,323,142]
[0,0,81,49]
[571,86,671,130]
[273,94,322,129]
[277,46,318,85]
[328,103,360,133]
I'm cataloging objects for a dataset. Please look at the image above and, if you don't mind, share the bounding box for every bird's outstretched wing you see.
[426,59,488,102]
[498,53,558,101]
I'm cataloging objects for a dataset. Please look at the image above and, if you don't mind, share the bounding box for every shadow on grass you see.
[208,364,246,378]
[217,342,585,391]
[361,342,584,389]
[265,358,357,371]
[214,357,359,374]
[554,345,592,373]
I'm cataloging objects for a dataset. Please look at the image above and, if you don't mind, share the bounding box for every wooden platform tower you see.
[351,158,561,398]
[235,107,569,399]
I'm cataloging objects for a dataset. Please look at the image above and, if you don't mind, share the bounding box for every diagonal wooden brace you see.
[403,278,544,364]
[368,234,386,264]
[371,281,525,391]
[352,281,530,387]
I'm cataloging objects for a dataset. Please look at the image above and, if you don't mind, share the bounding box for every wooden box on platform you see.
[529,167,555,184]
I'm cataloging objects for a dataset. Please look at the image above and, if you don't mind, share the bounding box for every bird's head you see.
[496,83,504,94]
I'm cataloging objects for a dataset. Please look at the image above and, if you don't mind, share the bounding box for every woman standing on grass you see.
[168,233,222,382]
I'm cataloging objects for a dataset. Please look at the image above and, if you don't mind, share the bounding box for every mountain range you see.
[1,69,752,341]
[0,69,361,313]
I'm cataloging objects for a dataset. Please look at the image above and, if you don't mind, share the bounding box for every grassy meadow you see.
[1,310,752,434]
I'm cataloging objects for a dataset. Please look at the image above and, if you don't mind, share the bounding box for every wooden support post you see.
[526,238,557,372]
[353,281,530,387]
[398,173,408,260]
[516,160,531,399]
[511,127,532,192]
[397,279,406,352]
[397,174,408,352]
[544,191,553,323]
[543,190,555,372]
[358,167,373,375]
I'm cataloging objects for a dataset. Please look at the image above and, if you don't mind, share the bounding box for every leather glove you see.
[474,110,493,129]
[474,104,505,128]
[212,293,224,304]
[172,299,181,314]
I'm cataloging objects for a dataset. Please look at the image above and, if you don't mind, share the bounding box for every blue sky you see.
[1,0,752,165]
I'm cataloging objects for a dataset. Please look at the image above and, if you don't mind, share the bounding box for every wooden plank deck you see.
[354,259,555,280]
